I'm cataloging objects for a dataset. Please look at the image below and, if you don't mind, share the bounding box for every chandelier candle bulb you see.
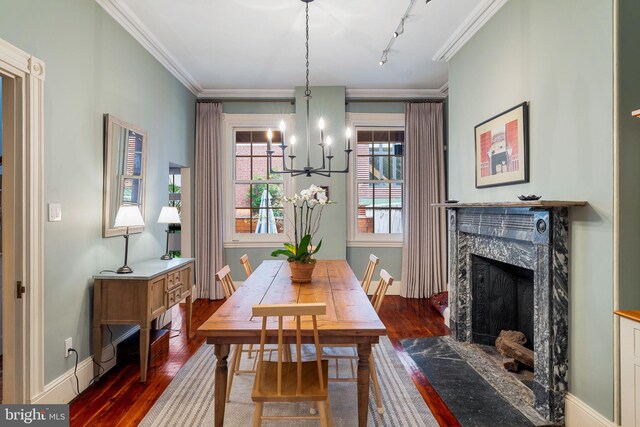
[290,135,296,156]
[327,136,332,156]
[267,128,273,152]
[346,128,352,151]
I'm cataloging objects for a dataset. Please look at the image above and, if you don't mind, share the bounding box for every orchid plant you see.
[271,184,332,264]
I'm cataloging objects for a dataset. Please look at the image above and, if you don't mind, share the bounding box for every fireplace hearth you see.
[442,203,579,425]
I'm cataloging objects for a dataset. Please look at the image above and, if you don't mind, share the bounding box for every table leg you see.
[185,294,193,337]
[214,344,231,427]
[92,324,103,381]
[357,343,372,427]
[140,325,150,383]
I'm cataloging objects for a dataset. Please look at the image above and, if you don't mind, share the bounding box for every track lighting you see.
[377,0,418,66]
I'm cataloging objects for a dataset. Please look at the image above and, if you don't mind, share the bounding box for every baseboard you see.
[31,327,139,404]
[565,393,615,427]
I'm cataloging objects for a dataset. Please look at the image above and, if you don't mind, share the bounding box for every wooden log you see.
[502,357,519,372]
[495,330,534,368]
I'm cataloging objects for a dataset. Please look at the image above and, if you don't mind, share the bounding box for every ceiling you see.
[99,0,506,96]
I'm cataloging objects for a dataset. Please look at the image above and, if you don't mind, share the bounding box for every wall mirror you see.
[103,114,147,237]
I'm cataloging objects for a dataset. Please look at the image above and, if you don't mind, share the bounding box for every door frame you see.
[0,37,45,403]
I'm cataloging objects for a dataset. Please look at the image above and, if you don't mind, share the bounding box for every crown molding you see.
[96,0,202,95]
[198,88,295,99]
[438,82,449,96]
[432,0,508,62]
[345,88,446,99]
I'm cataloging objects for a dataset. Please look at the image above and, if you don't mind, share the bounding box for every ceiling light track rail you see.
[379,0,432,66]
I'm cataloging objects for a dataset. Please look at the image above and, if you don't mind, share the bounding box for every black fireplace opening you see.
[471,255,534,349]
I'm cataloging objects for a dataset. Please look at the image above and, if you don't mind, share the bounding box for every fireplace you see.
[471,255,534,349]
[444,203,580,425]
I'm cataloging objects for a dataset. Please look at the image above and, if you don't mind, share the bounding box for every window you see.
[224,114,294,247]
[233,129,284,234]
[347,113,404,246]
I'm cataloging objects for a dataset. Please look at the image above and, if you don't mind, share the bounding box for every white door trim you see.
[0,37,45,403]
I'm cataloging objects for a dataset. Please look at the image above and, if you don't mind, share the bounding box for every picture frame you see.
[474,102,529,188]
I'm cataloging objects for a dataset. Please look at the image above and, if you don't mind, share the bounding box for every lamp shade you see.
[114,205,145,228]
[157,206,181,224]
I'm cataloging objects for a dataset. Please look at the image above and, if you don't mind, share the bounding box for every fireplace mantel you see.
[432,200,587,208]
[447,205,574,424]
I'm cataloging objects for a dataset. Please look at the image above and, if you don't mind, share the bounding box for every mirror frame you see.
[102,114,148,237]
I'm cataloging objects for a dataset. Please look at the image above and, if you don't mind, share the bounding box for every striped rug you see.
[141,336,439,426]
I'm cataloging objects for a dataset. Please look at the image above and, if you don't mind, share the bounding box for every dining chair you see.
[215,265,259,401]
[251,302,332,427]
[361,254,380,294]
[321,268,394,415]
[240,254,253,277]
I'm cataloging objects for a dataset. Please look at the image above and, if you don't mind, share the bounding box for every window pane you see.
[252,156,268,179]
[357,155,370,178]
[235,208,252,233]
[357,131,373,143]
[235,156,251,180]
[236,131,251,143]
[373,183,390,207]
[373,209,390,233]
[390,130,404,142]
[253,141,268,157]
[251,131,267,143]
[236,142,251,156]
[371,156,389,180]
[357,183,373,234]
[373,130,388,142]
[273,208,285,233]
[235,183,251,208]
[391,183,403,208]
[372,143,389,155]
[267,183,284,208]
[269,156,283,180]
[390,156,403,180]
[390,208,403,233]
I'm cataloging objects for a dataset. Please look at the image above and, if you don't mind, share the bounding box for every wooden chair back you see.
[215,265,236,299]
[370,269,394,313]
[252,303,326,396]
[240,254,253,278]
[361,254,380,294]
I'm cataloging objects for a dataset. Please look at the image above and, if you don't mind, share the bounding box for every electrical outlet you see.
[65,337,72,358]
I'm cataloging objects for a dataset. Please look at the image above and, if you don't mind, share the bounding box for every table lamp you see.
[157,206,181,260]
[114,205,145,274]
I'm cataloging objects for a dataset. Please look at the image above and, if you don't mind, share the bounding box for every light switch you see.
[48,203,62,222]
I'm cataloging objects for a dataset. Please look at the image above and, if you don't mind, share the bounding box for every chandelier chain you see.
[304,1,311,97]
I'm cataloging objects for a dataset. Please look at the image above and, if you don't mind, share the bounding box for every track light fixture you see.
[378,0,432,66]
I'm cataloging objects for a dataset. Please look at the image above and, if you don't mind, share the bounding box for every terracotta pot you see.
[289,261,316,284]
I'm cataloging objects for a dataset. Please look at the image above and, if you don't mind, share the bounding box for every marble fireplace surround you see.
[437,201,587,425]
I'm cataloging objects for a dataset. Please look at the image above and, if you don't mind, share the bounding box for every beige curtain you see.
[195,102,225,300]
[401,102,446,298]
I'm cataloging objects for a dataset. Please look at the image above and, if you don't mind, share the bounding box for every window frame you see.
[223,114,296,248]
[346,113,405,247]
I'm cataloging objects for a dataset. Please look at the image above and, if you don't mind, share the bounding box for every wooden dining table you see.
[197,259,387,427]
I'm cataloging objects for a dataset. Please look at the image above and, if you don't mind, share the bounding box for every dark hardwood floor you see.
[70,296,457,426]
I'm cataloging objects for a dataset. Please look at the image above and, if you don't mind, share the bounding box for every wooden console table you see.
[93,258,194,382]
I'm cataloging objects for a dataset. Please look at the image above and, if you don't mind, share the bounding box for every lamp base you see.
[117,265,133,274]
[160,254,172,260]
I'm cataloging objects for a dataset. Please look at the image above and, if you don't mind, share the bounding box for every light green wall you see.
[0,0,196,383]
[618,0,640,310]
[448,0,614,420]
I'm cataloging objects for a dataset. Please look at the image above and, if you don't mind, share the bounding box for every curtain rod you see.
[197,98,295,104]
[345,99,444,104]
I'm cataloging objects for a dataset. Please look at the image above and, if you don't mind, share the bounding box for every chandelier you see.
[266,0,352,177]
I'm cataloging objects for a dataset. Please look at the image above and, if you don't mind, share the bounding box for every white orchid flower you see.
[317,193,327,205]
[300,189,312,200]
[308,199,318,207]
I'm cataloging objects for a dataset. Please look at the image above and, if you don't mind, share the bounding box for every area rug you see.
[401,336,544,427]
[141,336,439,426]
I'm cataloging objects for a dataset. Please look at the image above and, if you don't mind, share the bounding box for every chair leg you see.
[325,399,335,427]
[247,343,254,358]
[369,353,384,414]
[252,402,263,427]
[309,401,317,415]
[317,400,329,427]
[234,344,244,375]
[226,346,240,402]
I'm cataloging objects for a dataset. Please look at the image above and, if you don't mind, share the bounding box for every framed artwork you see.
[475,102,529,188]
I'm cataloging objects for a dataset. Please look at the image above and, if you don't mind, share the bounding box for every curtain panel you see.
[195,102,225,300]
[401,102,447,298]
